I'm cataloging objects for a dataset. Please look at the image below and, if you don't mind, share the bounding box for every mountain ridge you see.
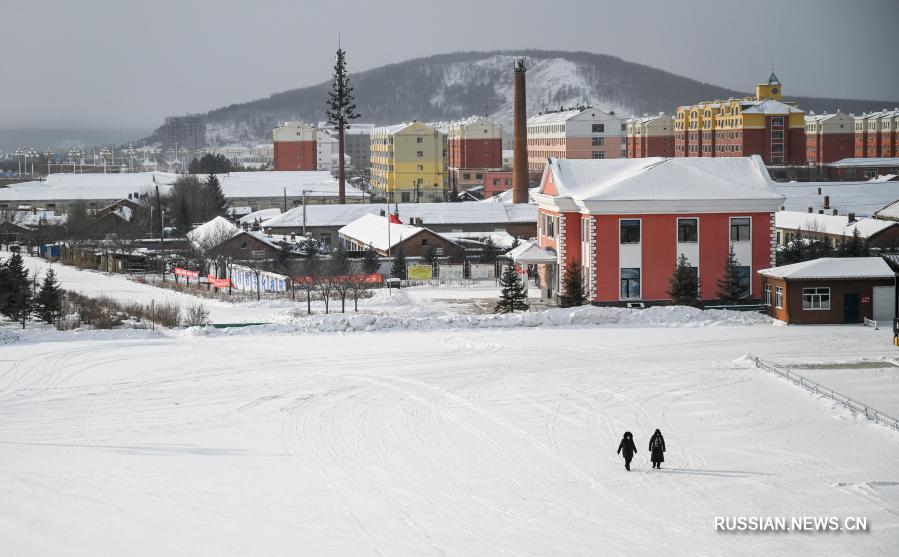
[151,50,898,147]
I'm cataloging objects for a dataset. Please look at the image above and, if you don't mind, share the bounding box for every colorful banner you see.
[407,264,433,280]
[207,275,232,289]
[228,265,288,293]
[174,267,199,279]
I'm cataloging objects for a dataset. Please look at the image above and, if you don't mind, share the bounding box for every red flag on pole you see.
[388,213,402,225]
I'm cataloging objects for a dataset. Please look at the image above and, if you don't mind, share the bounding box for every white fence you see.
[863,317,879,329]
[751,356,899,431]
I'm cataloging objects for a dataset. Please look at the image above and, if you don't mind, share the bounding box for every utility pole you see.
[156,185,165,281]
[302,190,308,236]
[283,186,287,212]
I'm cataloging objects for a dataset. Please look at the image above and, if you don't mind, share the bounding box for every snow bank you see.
[213,304,772,336]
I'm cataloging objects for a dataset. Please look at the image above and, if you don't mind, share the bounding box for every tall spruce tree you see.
[325,47,360,205]
[390,247,407,280]
[838,227,868,257]
[716,245,747,304]
[560,260,587,308]
[1,253,31,328]
[667,254,700,307]
[494,262,529,313]
[204,173,229,219]
[35,267,63,324]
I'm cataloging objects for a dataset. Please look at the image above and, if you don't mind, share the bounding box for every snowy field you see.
[2,320,899,556]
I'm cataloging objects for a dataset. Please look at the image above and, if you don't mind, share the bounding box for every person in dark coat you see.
[617,431,637,471]
[649,429,666,469]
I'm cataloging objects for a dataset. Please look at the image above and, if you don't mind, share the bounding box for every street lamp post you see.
[14,148,23,175]
[44,149,54,176]
[27,148,38,176]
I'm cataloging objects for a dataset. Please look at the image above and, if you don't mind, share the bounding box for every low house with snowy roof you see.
[261,202,536,251]
[533,155,784,304]
[758,257,896,324]
[338,213,463,259]
[775,210,899,250]
[0,171,367,215]
[825,157,899,181]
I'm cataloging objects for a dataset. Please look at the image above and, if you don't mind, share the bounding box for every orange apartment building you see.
[854,109,899,158]
[674,74,806,166]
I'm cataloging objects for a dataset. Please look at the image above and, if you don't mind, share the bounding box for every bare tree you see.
[347,261,372,312]
[291,256,320,315]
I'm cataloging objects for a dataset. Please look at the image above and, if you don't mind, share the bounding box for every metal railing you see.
[751,356,899,431]
[863,317,879,329]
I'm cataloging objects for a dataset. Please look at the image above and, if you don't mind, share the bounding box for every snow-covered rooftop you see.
[527,107,615,125]
[507,240,557,264]
[338,213,427,252]
[774,211,895,238]
[776,181,899,217]
[186,216,240,248]
[827,157,899,168]
[0,171,364,202]
[541,156,782,203]
[759,257,894,280]
[263,202,535,229]
[740,99,804,115]
[238,208,282,225]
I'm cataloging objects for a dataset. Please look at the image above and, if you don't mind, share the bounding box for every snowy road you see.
[2,324,898,555]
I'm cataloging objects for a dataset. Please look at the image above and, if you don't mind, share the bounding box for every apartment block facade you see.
[625,114,674,158]
[273,122,317,171]
[805,112,854,165]
[674,74,806,165]
[370,121,447,203]
[447,116,503,194]
[854,109,899,158]
[526,106,624,181]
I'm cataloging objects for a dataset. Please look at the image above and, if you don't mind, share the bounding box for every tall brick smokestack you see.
[512,59,528,204]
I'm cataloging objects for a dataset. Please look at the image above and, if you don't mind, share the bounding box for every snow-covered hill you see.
[152,50,899,147]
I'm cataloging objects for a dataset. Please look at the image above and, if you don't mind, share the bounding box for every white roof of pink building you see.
[541,156,782,201]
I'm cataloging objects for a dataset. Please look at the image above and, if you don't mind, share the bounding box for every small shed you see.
[758,257,896,324]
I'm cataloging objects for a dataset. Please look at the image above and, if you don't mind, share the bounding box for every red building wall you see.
[816,133,854,164]
[483,171,513,198]
[591,212,773,303]
[273,141,316,171]
[448,138,502,169]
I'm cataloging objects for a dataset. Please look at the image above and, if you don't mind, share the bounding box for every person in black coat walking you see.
[649,429,666,469]
[617,431,637,471]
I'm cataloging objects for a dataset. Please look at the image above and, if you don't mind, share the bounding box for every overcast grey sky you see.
[2,0,896,129]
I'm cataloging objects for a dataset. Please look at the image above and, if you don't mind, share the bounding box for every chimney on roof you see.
[833,209,838,216]
[379,209,385,216]
[818,210,824,214]
[265,227,272,237]
[512,59,529,204]
[848,212,856,223]
[824,195,830,209]
[808,207,813,213]
[290,232,296,242]
[817,187,822,195]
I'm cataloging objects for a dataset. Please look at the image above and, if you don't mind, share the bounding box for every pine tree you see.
[838,227,868,257]
[204,173,229,218]
[510,236,521,250]
[1,253,31,327]
[667,254,700,307]
[390,247,407,280]
[716,245,747,305]
[494,262,529,313]
[361,244,380,274]
[480,237,499,263]
[422,245,437,265]
[325,47,361,205]
[35,267,63,324]
[560,260,587,307]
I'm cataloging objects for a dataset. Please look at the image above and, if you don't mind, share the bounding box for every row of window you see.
[764,285,830,310]
[617,217,750,244]
[618,265,751,300]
